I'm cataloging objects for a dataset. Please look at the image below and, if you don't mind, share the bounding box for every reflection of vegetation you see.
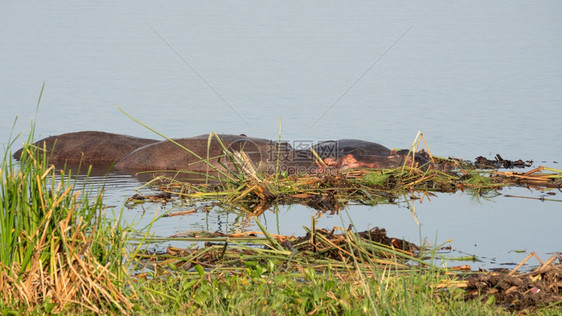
[467,188,502,205]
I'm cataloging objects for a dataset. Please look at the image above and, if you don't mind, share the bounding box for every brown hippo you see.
[114,134,304,173]
[13,131,158,164]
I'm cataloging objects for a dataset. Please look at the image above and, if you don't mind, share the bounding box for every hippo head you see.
[311,140,431,171]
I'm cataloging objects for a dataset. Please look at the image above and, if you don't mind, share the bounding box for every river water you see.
[2,1,561,270]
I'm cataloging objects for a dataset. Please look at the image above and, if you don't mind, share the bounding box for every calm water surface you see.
[2,1,561,269]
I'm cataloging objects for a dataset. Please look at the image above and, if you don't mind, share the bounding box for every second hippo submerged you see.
[14,131,432,175]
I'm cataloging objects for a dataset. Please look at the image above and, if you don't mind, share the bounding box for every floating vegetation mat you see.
[136,225,426,276]
[131,162,562,213]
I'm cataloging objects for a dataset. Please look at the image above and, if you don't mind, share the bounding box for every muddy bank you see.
[464,259,562,311]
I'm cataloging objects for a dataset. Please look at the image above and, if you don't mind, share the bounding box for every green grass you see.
[130,261,509,315]
[0,117,135,313]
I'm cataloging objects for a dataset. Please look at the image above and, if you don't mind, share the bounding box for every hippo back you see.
[115,134,290,172]
[13,131,157,164]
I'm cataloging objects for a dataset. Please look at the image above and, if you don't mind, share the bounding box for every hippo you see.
[12,131,158,164]
[13,132,433,175]
[304,139,431,171]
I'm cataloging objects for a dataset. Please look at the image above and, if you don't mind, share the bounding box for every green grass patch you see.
[131,262,509,315]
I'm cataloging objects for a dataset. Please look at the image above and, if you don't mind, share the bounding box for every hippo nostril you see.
[323,157,338,166]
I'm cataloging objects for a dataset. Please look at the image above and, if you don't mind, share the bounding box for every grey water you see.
[2,1,561,270]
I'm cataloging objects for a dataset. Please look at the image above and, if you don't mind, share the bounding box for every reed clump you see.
[0,131,133,314]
